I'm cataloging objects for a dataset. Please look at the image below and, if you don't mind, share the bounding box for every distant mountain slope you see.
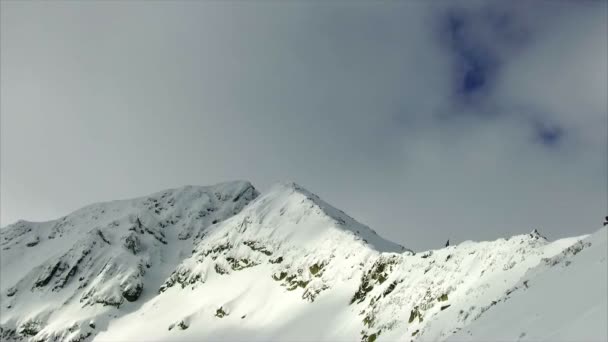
[1,181,605,342]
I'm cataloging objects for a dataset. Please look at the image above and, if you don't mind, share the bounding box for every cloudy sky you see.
[1,0,606,250]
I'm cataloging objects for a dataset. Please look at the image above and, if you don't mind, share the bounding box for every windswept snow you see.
[1,181,605,342]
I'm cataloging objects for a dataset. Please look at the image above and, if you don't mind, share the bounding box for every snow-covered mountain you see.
[1,181,258,341]
[1,181,606,342]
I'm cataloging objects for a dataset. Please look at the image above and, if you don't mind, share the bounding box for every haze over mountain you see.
[1,181,605,342]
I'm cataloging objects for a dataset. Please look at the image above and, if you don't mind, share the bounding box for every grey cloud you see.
[1,1,605,250]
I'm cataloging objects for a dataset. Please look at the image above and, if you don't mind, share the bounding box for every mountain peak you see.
[258,182,408,253]
[529,228,547,240]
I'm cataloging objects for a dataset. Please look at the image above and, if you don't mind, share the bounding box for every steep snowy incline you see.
[158,182,408,298]
[0,181,258,342]
[449,227,607,342]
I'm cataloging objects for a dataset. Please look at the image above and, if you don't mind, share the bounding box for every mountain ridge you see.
[1,181,605,342]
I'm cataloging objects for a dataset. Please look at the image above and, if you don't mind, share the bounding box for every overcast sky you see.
[1,0,606,250]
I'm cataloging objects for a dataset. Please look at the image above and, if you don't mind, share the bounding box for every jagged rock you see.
[215,307,228,318]
[122,283,143,302]
[123,233,141,255]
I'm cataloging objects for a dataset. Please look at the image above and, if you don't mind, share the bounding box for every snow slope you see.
[1,181,605,342]
[449,227,607,342]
